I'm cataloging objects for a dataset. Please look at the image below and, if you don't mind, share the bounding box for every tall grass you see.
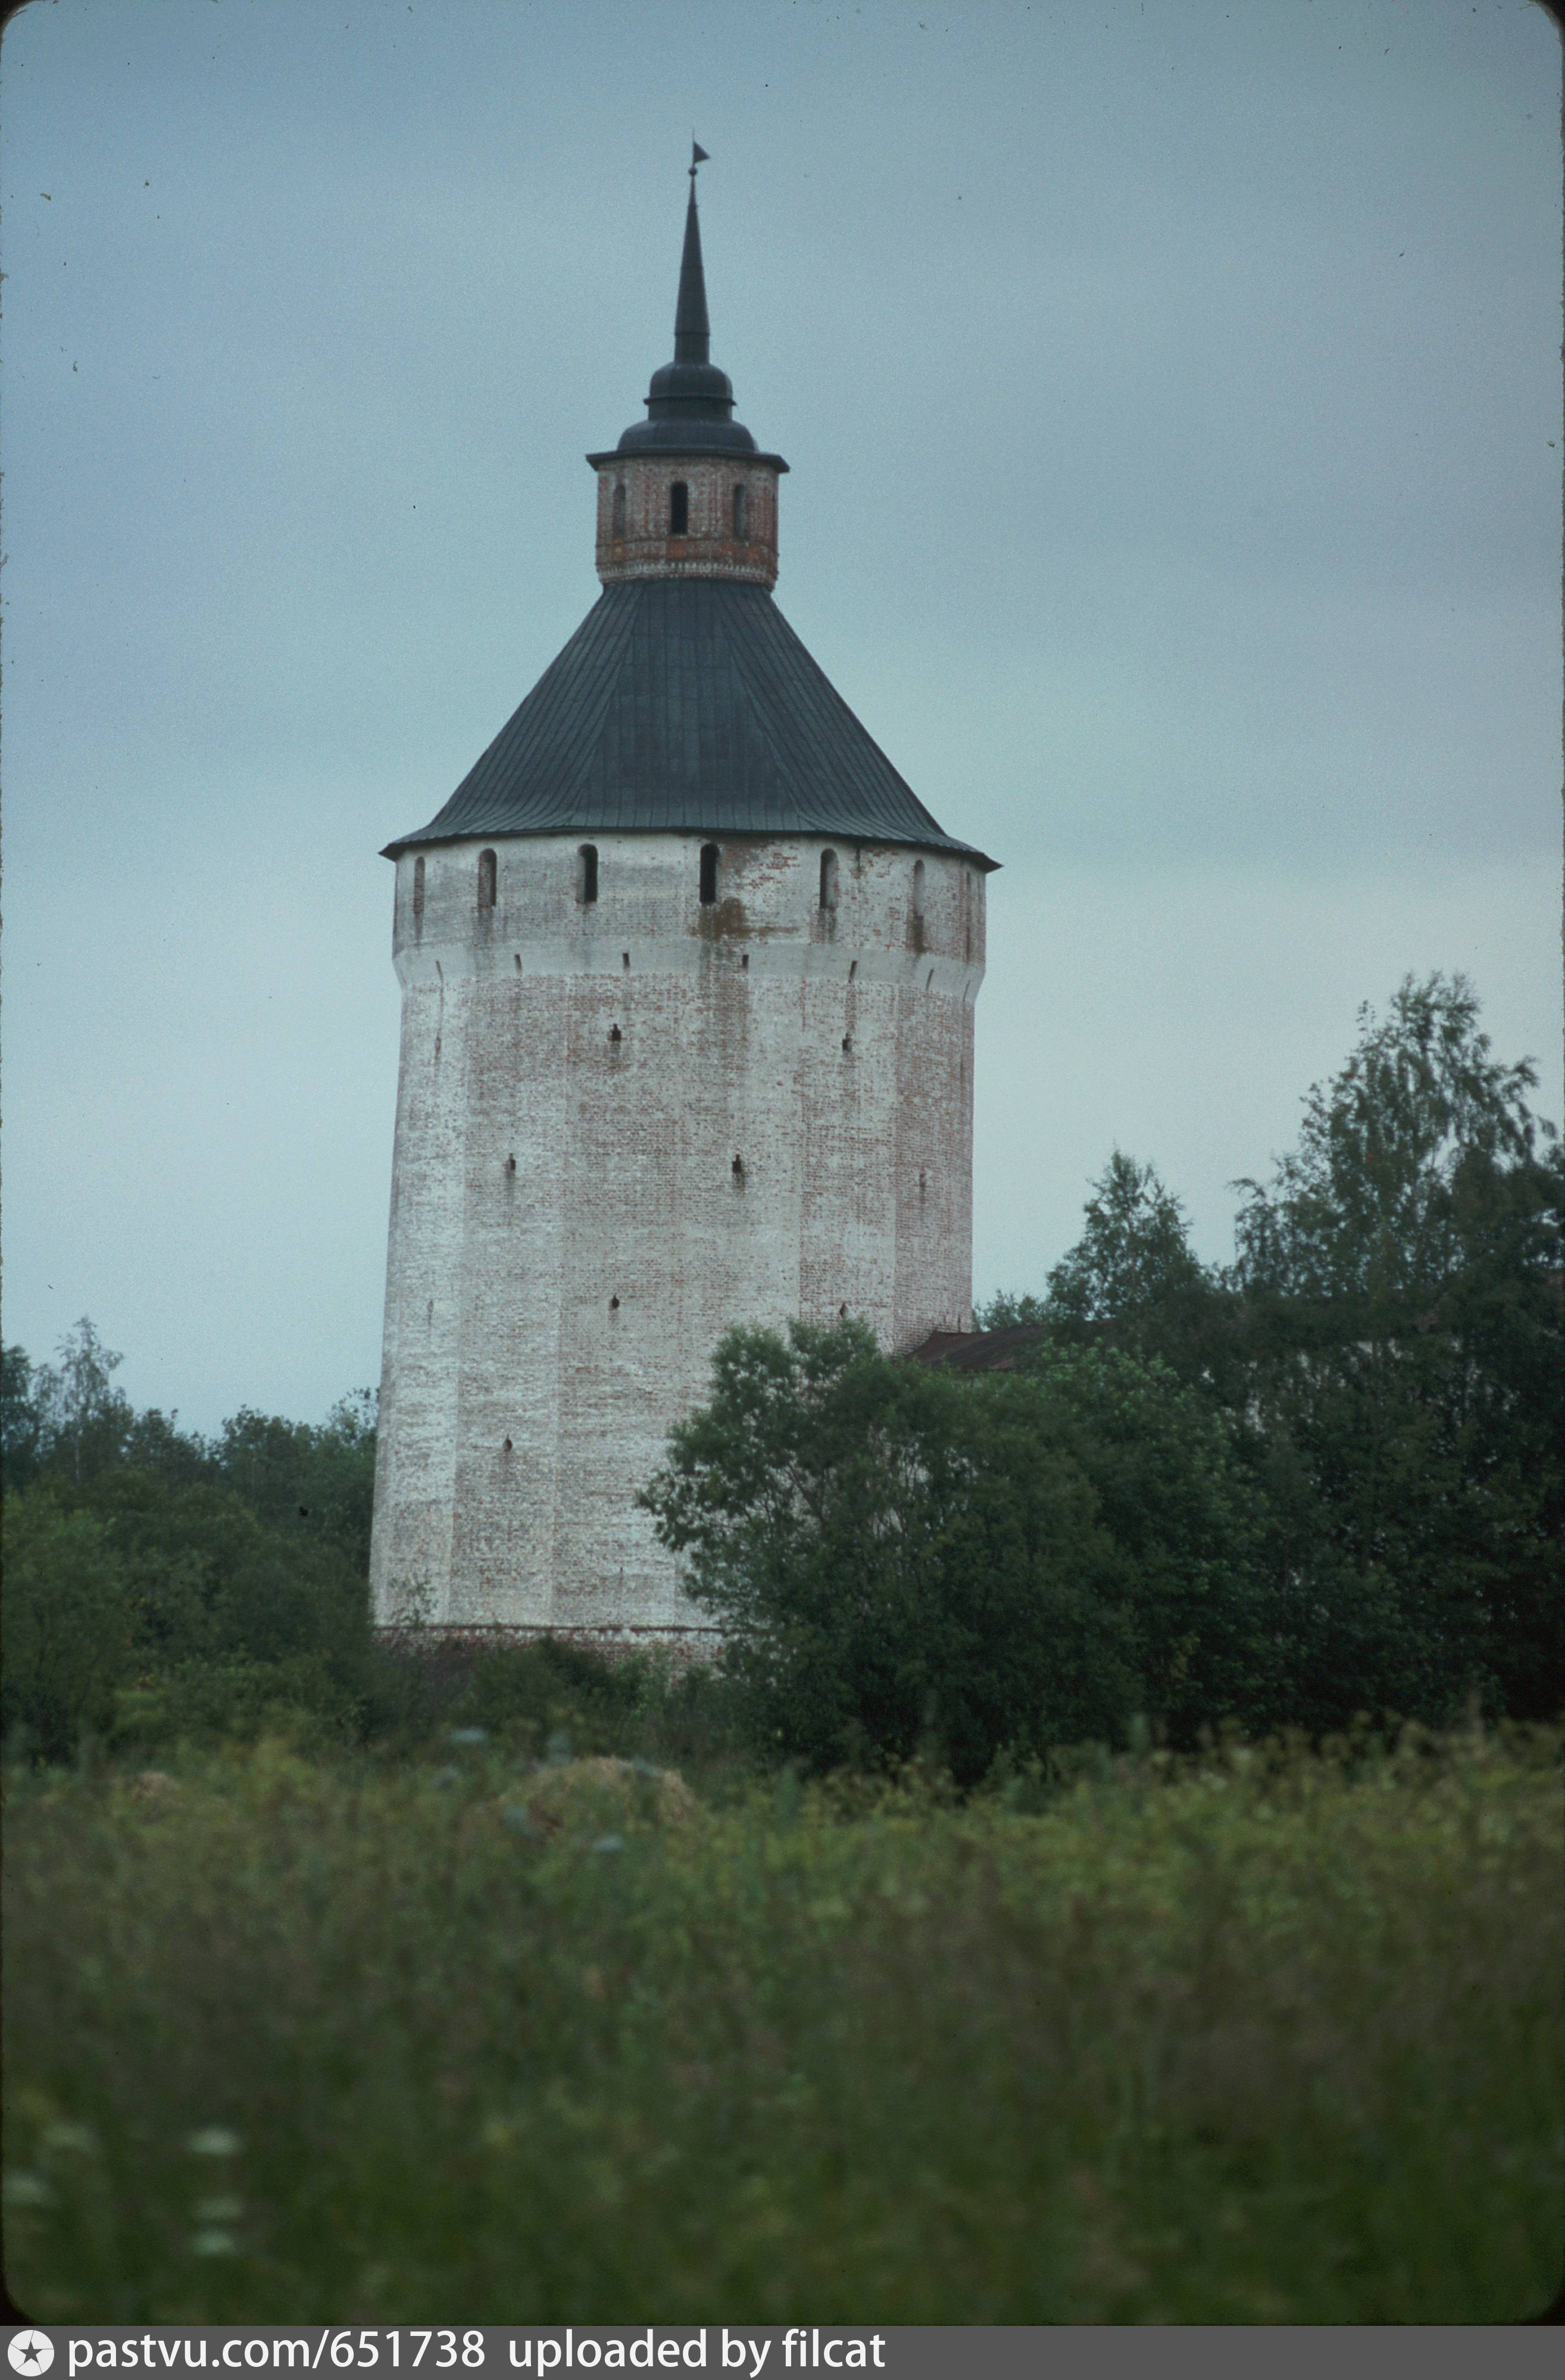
[4,1728,1560,2323]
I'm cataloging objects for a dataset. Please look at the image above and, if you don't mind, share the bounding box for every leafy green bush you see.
[460,1634,646,1753]
[642,1319,1274,1779]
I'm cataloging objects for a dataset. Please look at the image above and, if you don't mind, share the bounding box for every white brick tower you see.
[370,158,997,1641]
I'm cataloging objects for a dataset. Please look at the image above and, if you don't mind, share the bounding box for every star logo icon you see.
[8,2337,55,2375]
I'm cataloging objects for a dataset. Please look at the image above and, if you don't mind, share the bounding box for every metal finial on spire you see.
[691,138,710,182]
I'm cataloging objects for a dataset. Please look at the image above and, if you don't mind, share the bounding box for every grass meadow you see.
[4,1726,1561,2325]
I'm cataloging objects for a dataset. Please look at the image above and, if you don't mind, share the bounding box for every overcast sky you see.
[2,0,1560,1434]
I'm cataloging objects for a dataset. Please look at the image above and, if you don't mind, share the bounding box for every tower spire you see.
[674,145,711,364]
[593,149,785,473]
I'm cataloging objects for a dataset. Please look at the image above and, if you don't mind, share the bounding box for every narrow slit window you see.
[912,859,926,922]
[611,483,627,538]
[578,843,599,905]
[732,484,748,539]
[699,843,719,906]
[411,855,426,920]
[477,849,497,909]
[819,848,839,912]
[669,481,689,536]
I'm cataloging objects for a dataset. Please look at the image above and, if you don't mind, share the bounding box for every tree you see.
[641,1319,1275,1778]
[1232,975,1550,1306]
[210,1391,379,1570]
[1007,1337,1279,1741]
[980,1153,1236,1392]
[1044,1150,1209,1320]
[1,1344,43,1491]
[642,1319,1123,1778]
[1,1327,383,1755]
[1230,975,1563,1724]
[85,1468,368,1675]
[1,1491,132,1761]
[28,1318,135,1488]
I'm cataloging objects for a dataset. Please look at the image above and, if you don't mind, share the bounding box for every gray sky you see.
[2,0,1559,1435]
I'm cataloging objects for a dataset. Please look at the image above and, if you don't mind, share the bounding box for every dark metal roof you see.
[386,579,998,864]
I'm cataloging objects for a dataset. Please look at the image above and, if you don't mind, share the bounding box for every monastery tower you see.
[370,161,997,1640]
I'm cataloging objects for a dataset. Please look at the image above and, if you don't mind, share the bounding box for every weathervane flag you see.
[691,140,710,171]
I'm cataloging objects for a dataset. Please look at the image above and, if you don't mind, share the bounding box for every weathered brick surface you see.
[370,831,985,1634]
[593,455,782,588]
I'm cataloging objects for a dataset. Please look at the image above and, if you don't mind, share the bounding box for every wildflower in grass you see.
[189,2228,238,2257]
[2,2174,56,2209]
[186,2126,242,2157]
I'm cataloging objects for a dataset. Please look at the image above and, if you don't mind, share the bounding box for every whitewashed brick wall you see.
[370,831,985,1635]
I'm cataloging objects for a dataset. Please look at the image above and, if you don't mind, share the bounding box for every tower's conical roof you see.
[386,165,995,868]
[386,578,992,860]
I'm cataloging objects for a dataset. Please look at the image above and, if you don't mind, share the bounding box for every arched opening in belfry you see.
[732,484,748,539]
[612,483,627,538]
[699,843,720,906]
[578,844,599,905]
[412,855,425,921]
[669,481,689,536]
[819,849,839,912]
[477,849,497,909]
